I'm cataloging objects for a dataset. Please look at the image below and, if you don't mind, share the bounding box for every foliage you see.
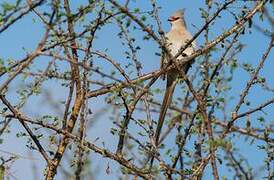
[0,0,273,179]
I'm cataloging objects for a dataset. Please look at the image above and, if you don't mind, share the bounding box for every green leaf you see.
[134,8,140,13]
[1,2,15,12]
[125,19,131,27]
[141,15,146,21]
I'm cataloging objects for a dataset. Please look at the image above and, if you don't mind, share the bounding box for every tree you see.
[0,0,273,179]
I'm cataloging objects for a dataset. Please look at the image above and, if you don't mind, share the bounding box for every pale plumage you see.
[154,9,196,147]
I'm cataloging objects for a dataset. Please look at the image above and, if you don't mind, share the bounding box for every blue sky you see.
[0,0,273,179]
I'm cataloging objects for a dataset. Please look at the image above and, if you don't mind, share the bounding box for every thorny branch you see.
[0,0,272,179]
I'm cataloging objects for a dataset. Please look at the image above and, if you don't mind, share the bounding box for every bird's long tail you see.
[154,78,177,145]
[150,63,192,166]
[155,62,191,146]
[149,77,176,167]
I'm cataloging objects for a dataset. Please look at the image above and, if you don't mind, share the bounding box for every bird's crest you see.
[171,9,185,18]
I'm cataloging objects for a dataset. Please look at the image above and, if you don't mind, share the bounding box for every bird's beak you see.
[168,16,174,21]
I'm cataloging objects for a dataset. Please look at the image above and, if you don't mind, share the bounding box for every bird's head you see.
[168,9,186,28]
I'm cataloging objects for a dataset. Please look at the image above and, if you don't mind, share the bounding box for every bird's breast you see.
[167,39,193,57]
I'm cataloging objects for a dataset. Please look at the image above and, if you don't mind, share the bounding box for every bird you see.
[154,9,196,149]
